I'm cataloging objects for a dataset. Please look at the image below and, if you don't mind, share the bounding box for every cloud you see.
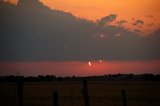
[98,14,117,27]
[0,0,160,61]
[146,15,154,18]
[132,20,144,26]
[116,20,127,27]
[134,29,141,33]
[147,23,155,26]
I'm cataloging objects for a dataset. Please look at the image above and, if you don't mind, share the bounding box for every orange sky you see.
[0,60,160,76]
[6,0,160,35]
[1,0,160,76]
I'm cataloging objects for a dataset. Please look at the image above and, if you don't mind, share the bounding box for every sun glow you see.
[88,61,92,67]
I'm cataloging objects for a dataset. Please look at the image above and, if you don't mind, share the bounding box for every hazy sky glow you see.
[0,60,160,76]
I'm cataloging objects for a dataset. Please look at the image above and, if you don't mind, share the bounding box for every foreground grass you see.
[0,81,160,106]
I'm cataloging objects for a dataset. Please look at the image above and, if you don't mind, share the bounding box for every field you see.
[0,81,160,106]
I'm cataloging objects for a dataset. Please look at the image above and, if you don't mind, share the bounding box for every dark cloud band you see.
[0,0,160,61]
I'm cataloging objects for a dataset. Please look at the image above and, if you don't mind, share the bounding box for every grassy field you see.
[0,81,160,106]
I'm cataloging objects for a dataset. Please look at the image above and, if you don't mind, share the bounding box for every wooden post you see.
[53,91,58,106]
[82,79,89,106]
[121,90,127,106]
[18,80,23,106]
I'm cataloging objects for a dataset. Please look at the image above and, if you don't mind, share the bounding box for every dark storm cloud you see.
[0,0,160,61]
[132,20,144,26]
[98,14,117,27]
[116,20,127,27]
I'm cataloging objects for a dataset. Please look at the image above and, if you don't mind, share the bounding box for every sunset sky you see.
[0,0,160,76]
[8,0,160,35]
[0,60,160,76]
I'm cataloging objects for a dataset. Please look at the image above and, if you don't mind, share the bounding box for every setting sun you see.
[88,61,92,67]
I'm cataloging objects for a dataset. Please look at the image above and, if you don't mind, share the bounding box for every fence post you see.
[82,79,89,106]
[121,90,127,106]
[53,91,59,106]
[18,80,23,106]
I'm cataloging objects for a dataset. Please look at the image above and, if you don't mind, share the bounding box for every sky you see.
[0,0,160,76]
[0,60,160,76]
[7,0,160,35]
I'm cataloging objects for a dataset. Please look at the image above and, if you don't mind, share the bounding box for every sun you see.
[88,61,92,67]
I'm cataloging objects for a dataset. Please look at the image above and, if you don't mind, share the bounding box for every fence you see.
[0,79,128,106]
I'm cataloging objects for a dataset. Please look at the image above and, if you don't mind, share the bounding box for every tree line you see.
[0,74,160,83]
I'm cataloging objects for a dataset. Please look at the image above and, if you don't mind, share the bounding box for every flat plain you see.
[0,82,160,106]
